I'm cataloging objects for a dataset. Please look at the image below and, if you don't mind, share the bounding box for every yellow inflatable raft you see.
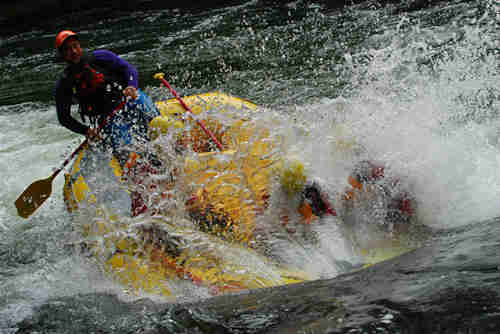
[63,92,311,297]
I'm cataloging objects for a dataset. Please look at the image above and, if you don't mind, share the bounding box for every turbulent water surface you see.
[1,0,499,333]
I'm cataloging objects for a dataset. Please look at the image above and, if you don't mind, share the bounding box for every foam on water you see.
[285,13,499,230]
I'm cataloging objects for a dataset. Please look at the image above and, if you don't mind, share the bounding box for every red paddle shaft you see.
[154,74,224,151]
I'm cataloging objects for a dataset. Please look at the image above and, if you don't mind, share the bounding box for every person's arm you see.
[93,50,139,88]
[55,78,89,135]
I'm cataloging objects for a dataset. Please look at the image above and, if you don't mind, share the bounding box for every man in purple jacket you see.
[54,30,159,165]
[55,30,161,216]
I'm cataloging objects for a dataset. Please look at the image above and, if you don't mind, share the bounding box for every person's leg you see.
[125,89,161,140]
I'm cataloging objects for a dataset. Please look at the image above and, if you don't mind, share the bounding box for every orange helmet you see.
[55,30,78,51]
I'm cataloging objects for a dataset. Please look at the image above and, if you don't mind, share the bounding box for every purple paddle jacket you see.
[55,50,139,135]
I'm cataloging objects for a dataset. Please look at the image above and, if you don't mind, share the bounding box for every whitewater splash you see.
[61,92,363,299]
[5,21,497,299]
[1,2,498,331]
[292,7,499,228]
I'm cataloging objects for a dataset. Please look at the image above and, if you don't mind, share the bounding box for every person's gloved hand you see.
[123,86,138,100]
[86,127,102,144]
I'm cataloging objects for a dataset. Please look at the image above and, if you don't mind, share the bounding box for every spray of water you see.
[1,1,498,316]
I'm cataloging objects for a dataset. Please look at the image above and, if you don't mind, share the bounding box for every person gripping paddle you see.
[54,30,159,163]
[54,30,162,216]
[14,30,161,218]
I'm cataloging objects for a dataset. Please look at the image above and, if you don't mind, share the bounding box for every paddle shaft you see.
[15,99,127,218]
[156,76,224,151]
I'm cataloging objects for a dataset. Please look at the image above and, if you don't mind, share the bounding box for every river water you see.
[1,1,499,333]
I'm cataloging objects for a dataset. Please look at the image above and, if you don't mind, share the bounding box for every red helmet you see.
[55,30,78,50]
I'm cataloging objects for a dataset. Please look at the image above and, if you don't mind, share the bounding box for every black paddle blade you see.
[15,176,54,219]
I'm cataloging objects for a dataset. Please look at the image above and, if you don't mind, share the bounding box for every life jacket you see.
[64,54,126,124]
[73,63,105,99]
